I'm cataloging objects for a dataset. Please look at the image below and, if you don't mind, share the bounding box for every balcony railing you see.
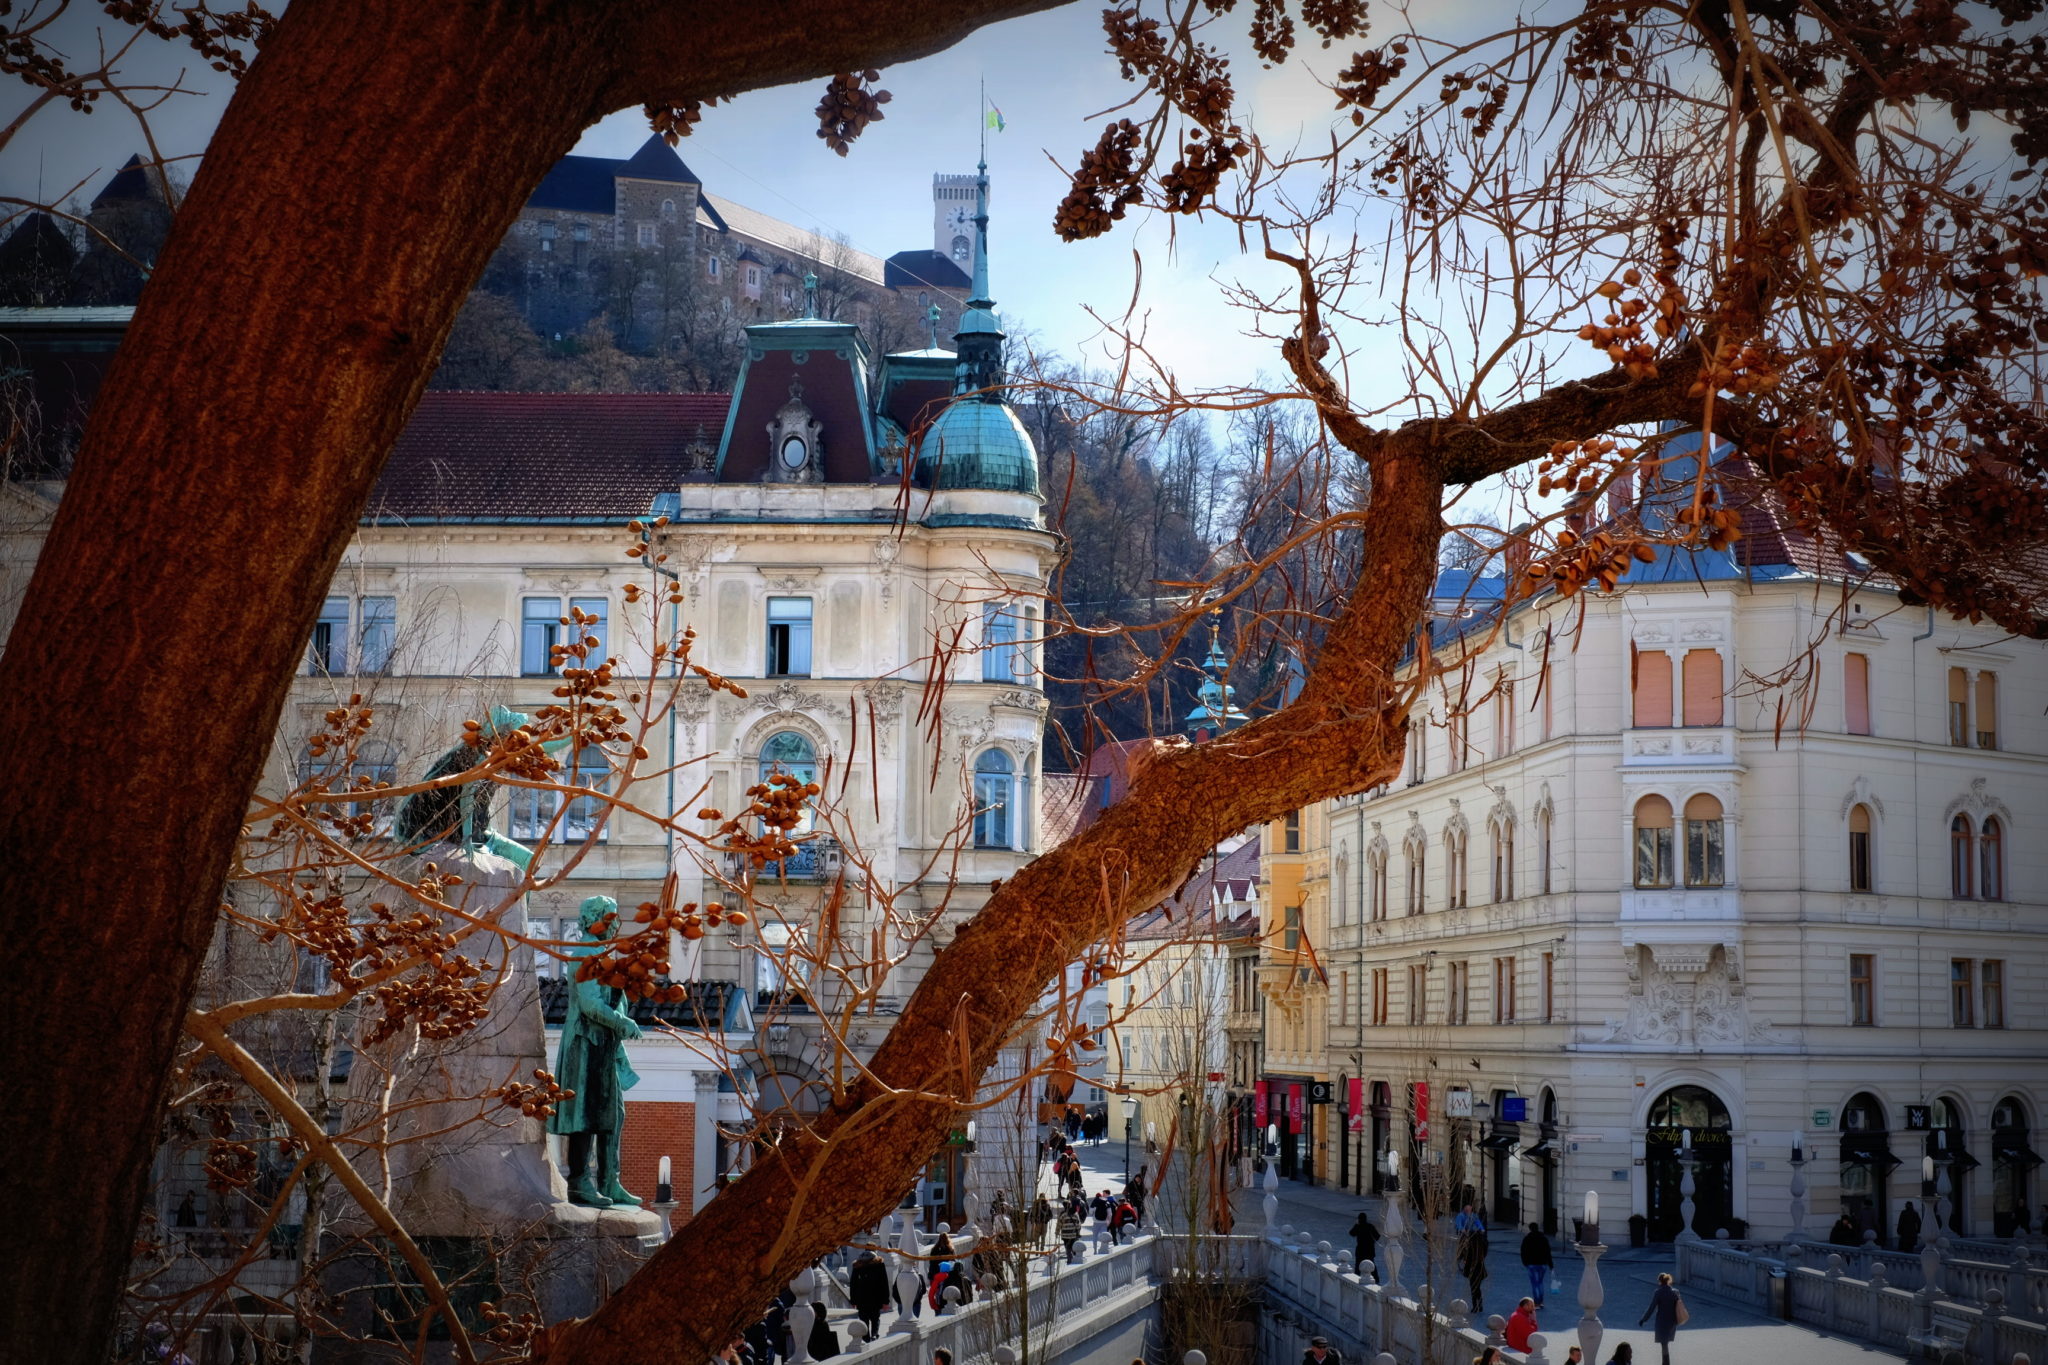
[722,834,842,882]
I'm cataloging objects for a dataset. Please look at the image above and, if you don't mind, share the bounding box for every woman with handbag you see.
[1637,1271,1685,1363]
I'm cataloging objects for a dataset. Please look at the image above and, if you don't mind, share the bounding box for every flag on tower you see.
[986,102,1006,132]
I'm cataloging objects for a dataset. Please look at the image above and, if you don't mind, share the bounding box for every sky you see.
[0,3,1435,402]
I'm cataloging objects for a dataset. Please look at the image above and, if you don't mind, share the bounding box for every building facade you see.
[1306,451,2048,1244]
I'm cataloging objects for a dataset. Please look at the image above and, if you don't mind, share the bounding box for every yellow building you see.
[1254,805,1335,1183]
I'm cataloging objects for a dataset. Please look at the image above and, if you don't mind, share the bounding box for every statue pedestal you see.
[326,842,659,1344]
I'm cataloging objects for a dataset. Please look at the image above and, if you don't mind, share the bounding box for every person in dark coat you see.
[847,1249,890,1339]
[1605,1346,1633,1365]
[806,1302,841,1360]
[1458,1225,1490,1312]
[1124,1167,1149,1221]
[1827,1213,1859,1245]
[1519,1222,1555,1306]
[1300,1335,1342,1365]
[1637,1272,1682,1363]
[1348,1211,1380,1282]
[1896,1201,1923,1250]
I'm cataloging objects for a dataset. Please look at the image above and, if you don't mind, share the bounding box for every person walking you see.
[1058,1200,1083,1261]
[1896,1200,1922,1250]
[1605,1345,1634,1364]
[1458,1222,1490,1313]
[1349,1209,1380,1281]
[1505,1297,1539,1352]
[1124,1166,1149,1221]
[1519,1221,1555,1306]
[1827,1213,1859,1246]
[1300,1335,1342,1365]
[1637,1271,1684,1364]
[847,1249,889,1340]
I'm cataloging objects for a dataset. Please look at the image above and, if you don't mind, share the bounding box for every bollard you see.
[1525,1332,1551,1365]
[1183,1353,1208,1365]
[786,1267,816,1365]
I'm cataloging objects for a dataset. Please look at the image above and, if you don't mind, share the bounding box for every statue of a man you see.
[394,703,550,871]
[547,894,643,1208]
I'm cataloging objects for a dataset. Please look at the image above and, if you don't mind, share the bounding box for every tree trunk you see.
[0,2,1060,1359]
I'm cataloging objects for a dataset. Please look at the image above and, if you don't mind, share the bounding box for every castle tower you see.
[933,172,984,270]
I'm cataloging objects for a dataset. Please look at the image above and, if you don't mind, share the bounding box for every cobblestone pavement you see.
[1056,1141,1910,1363]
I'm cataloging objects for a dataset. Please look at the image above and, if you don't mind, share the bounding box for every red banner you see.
[1348,1078,1365,1132]
[1415,1081,1430,1142]
[1254,1087,1268,1130]
[1288,1083,1304,1126]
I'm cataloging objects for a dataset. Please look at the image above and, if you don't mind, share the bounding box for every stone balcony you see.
[1621,725,1739,767]
[1619,886,1739,924]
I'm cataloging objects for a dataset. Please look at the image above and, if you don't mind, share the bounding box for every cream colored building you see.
[0,169,1056,1224]
[1311,447,2048,1245]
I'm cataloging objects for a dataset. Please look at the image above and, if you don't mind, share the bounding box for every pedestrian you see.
[847,1249,889,1340]
[1827,1213,1858,1246]
[1605,1346,1633,1365]
[1455,1202,1486,1236]
[1124,1167,1149,1220]
[1301,1334,1342,1364]
[1472,1351,1500,1365]
[1505,1296,1539,1352]
[1896,1200,1922,1250]
[1637,1271,1684,1364]
[1565,1349,1584,1364]
[1111,1195,1138,1244]
[1458,1223,1490,1313]
[933,1351,954,1365]
[1032,1193,1054,1247]
[1058,1201,1083,1260]
[807,1295,841,1360]
[1349,1209,1380,1281]
[1520,1221,1554,1306]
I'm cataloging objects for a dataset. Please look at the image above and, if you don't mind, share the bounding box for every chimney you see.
[1505,525,1533,584]
[1870,431,1899,481]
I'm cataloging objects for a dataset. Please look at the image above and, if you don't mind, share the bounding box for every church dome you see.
[912,399,1040,496]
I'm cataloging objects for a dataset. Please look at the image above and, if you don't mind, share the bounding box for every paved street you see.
[1058,1141,1910,1363]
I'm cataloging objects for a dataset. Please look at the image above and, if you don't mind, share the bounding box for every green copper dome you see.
[913,400,1040,496]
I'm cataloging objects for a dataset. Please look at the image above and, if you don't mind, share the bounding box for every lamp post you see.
[1788,1142,1807,1242]
[1676,1128,1701,1243]
[1123,1096,1139,1182]
[1577,1188,1607,1365]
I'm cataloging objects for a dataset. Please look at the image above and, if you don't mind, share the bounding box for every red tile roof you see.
[367,391,730,520]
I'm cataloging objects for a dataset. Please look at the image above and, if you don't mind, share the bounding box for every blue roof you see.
[529,135,700,215]
[913,400,1040,496]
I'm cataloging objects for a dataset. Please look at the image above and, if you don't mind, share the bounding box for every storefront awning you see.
[1522,1140,1556,1165]
[1841,1134,1901,1175]
[1996,1141,2044,1170]
[1478,1132,1519,1152]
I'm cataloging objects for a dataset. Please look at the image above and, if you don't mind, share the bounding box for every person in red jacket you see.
[1505,1297,1540,1352]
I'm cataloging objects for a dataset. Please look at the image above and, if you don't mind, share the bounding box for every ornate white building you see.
[0,166,1056,1226]
[1307,444,2048,1245]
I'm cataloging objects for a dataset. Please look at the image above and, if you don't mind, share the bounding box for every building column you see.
[692,1069,721,1215]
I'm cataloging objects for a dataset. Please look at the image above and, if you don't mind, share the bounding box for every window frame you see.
[1983,959,2006,1029]
[1540,951,1555,1023]
[308,596,350,676]
[1849,952,1875,1026]
[1980,817,2005,902]
[1633,795,1676,889]
[1848,804,1874,894]
[982,602,1022,683]
[569,595,608,670]
[1683,793,1726,888]
[521,596,564,677]
[1951,958,1976,1028]
[972,748,1015,850]
[1950,815,1976,900]
[1493,955,1515,1024]
[765,596,814,678]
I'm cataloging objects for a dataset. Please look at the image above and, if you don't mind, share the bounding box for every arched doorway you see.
[1840,1093,1897,1244]
[1993,1096,2039,1236]
[1930,1097,1976,1236]
[1645,1084,1734,1241]
[1369,1082,1393,1193]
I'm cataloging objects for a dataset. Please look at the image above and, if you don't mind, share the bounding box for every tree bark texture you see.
[552,456,1449,1364]
[0,2,1063,1359]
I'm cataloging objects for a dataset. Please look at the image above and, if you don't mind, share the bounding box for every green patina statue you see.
[393,703,547,870]
[547,894,643,1208]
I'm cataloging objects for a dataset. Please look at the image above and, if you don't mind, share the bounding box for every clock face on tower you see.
[949,206,972,230]
[779,435,808,471]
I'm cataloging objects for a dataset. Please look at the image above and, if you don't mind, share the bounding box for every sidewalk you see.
[1062,1143,1910,1363]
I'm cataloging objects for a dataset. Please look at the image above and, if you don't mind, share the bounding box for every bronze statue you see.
[547,894,643,1207]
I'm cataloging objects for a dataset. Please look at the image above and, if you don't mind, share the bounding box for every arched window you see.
[1444,826,1468,908]
[1537,805,1554,895]
[759,730,818,835]
[1490,819,1515,902]
[1849,803,1874,893]
[1405,837,1427,916]
[1950,814,1975,899]
[1633,795,1675,888]
[1334,851,1350,926]
[660,198,677,217]
[973,749,1014,849]
[1981,817,2004,902]
[1370,846,1389,921]
[1684,794,1725,887]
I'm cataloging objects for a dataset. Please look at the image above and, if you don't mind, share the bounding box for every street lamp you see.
[1122,1096,1139,1181]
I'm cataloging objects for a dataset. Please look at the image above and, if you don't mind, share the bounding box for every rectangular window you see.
[1850,953,1875,1026]
[359,596,396,675]
[1636,824,1675,888]
[637,223,657,247]
[1372,968,1390,1026]
[707,255,721,279]
[1633,646,1673,727]
[1682,648,1725,726]
[1407,964,1426,1026]
[1983,960,2005,1029]
[1844,652,1871,735]
[1948,667,1970,747]
[521,596,563,676]
[1447,710,1468,773]
[983,603,1019,682]
[570,596,608,668]
[1975,672,1998,749]
[1448,961,1469,1025]
[1283,810,1302,853]
[1495,679,1515,757]
[766,597,812,677]
[1539,813,1554,895]
[1340,971,1350,1024]
[1282,905,1301,953]
[308,596,349,675]
[1541,952,1555,1023]
[1951,959,1976,1028]
[1493,956,1515,1024]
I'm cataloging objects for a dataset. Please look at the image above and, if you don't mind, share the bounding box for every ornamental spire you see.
[952,160,1005,397]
